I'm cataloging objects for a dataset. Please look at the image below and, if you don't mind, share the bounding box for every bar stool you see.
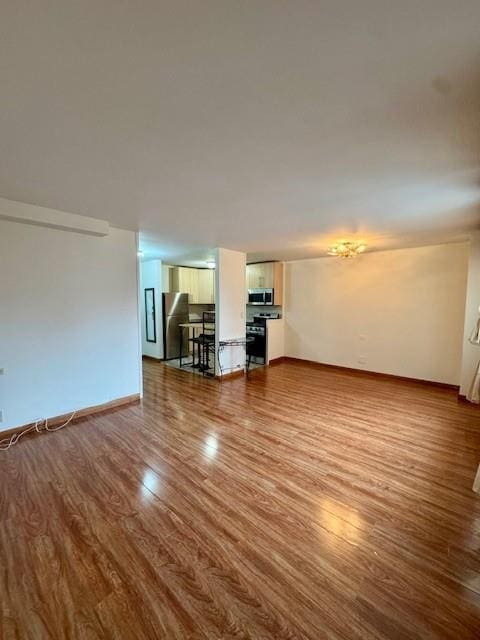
[193,311,215,377]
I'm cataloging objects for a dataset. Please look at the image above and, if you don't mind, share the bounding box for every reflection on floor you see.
[2,359,480,638]
[162,356,204,376]
[163,356,265,376]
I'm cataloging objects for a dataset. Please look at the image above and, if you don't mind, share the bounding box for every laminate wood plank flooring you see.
[1,359,480,639]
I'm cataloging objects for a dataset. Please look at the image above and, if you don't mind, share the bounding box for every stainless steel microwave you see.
[247,288,274,305]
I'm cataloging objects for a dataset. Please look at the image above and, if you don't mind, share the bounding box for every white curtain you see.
[473,464,480,494]
[467,359,480,404]
[470,318,480,345]
[466,317,480,403]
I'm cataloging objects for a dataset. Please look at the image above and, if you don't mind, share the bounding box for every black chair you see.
[192,311,215,377]
[245,337,254,373]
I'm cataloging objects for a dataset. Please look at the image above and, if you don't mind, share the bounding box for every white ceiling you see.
[1,1,480,263]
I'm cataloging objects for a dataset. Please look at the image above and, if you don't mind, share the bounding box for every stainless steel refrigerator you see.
[163,293,189,360]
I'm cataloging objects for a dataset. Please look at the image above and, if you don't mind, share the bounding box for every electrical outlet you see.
[358,356,367,365]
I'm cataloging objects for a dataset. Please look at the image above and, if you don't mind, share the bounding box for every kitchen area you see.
[140,256,284,377]
[162,263,216,376]
[246,261,285,368]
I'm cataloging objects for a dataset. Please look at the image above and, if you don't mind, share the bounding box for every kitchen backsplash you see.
[246,305,282,321]
[188,303,281,323]
[189,303,215,321]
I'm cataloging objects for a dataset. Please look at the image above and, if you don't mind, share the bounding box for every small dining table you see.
[178,322,215,369]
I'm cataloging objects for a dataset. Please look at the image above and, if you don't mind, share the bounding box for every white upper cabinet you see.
[247,262,274,288]
[171,267,215,304]
[198,269,215,304]
[246,262,283,305]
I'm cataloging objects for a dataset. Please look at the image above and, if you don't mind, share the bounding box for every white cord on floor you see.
[0,411,76,451]
[44,411,76,432]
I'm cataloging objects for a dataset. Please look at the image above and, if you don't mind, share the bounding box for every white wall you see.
[0,219,141,431]
[215,248,246,374]
[139,259,164,359]
[285,243,469,385]
[459,237,480,395]
[266,318,285,363]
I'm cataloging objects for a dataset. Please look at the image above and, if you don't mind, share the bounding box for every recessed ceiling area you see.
[1,1,480,263]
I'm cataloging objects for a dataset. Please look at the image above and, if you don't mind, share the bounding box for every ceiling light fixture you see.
[206,260,216,269]
[327,241,367,258]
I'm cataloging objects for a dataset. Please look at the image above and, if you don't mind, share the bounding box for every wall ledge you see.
[0,197,109,236]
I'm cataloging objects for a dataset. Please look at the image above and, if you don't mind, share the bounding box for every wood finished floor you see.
[1,360,480,639]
